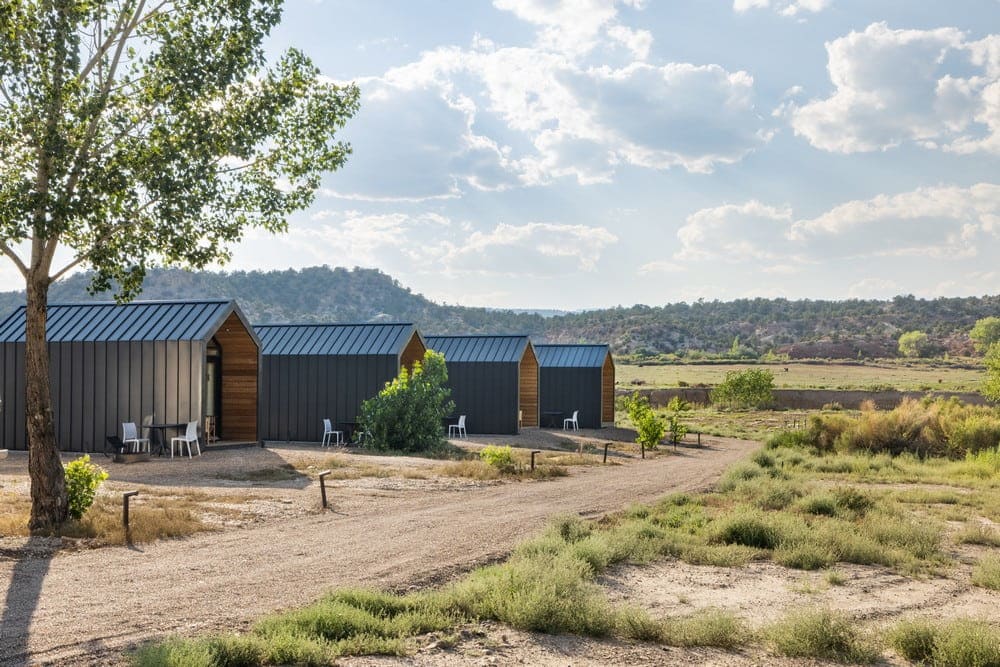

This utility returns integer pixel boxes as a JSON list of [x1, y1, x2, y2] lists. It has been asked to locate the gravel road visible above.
[[0, 436, 753, 666]]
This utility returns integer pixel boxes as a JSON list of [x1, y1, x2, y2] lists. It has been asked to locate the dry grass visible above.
[[619, 360, 983, 392], [0, 488, 230, 545], [215, 464, 303, 483]]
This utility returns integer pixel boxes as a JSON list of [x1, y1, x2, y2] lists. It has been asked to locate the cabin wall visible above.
[[602, 353, 615, 425], [0, 339, 204, 452], [538, 366, 603, 429], [259, 354, 398, 442], [400, 332, 426, 371], [519, 346, 539, 428], [443, 361, 519, 434], [213, 312, 259, 442]]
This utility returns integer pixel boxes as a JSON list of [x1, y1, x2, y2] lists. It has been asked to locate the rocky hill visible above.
[[0, 266, 995, 358]]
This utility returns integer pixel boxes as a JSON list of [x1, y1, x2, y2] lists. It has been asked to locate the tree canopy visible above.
[[970, 317, 1000, 354], [0, 0, 359, 530]]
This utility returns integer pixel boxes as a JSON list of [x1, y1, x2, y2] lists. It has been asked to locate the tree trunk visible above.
[[25, 273, 67, 532]]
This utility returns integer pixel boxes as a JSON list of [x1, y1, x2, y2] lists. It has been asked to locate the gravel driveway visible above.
[[0, 436, 753, 666]]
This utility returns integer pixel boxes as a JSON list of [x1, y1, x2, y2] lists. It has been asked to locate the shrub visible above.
[[479, 445, 515, 469], [710, 368, 774, 410], [359, 350, 455, 453], [899, 330, 932, 358], [710, 511, 779, 550], [970, 316, 1000, 354], [64, 455, 109, 521], [766, 608, 879, 663], [932, 619, 1000, 667], [889, 619, 937, 664], [971, 555, 1000, 591], [623, 392, 666, 449]]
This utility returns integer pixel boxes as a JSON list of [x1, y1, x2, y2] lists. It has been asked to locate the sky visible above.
[[5, 0, 1000, 309]]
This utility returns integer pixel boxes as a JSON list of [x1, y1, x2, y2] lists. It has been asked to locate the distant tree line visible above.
[[2, 267, 1000, 359]]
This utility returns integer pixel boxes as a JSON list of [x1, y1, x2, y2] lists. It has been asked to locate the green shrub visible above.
[[766, 429, 813, 450], [659, 609, 748, 648], [710, 511, 779, 550], [64, 455, 109, 521], [479, 445, 515, 470], [623, 392, 666, 449], [359, 350, 455, 453], [899, 330, 932, 358], [773, 543, 835, 570], [766, 608, 879, 663], [710, 368, 774, 410], [932, 619, 1000, 667], [971, 555, 1000, 591], [889, 619, 937, 664]]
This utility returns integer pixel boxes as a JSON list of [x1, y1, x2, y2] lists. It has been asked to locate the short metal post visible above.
[[530, 450, 541, 471], [698, 432, 701, 446], [641, 442, 645, 459], [318, 470, 331, 509], [603, 443, 610, 463], [123, 491, 139, 534]]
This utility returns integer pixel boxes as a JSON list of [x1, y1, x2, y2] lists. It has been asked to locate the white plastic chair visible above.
[[563, 410, 579, 432], [169, 421, 201, 458], [322, 418, 343, 447], [122, 422, 150, 453], [448, 415, 467, 439]]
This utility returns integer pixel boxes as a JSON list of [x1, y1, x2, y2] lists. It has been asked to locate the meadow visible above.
[[618, 359, 985, 392]]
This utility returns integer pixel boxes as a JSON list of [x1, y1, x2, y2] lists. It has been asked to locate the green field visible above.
[[618, 361, 985, 393]]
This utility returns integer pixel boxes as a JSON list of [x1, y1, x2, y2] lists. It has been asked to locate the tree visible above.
[[898, 331, 931, 358], [970, 317, 1000, 354], [710, 368, 774, 409], [623, 391, 666, 450], [360, 350, 455, 453], [1, 0, 359, 530], [982, 342, 1000, 402]]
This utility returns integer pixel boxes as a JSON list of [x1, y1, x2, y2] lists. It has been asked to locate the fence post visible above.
[[641, 442, 645, 459], [318, 470, 332, 509], [530, 450, 541, 471], [603, 443, 610, 463], [122, 490, 139, 536]]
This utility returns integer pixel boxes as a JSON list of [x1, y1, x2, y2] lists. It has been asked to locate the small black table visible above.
[[145, 423, 187, 456], [338, 420, 360, 444], [542, 411, 564, 428]]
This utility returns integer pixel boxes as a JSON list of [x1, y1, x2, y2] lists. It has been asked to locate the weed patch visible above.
[[766, 608, 879, 663]]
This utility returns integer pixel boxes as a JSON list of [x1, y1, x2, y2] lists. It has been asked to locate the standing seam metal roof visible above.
[[0, 300, 241, 343], [425, 335, 530, 363], [255, 323, 418, 356], [534, 344, 610, 368]]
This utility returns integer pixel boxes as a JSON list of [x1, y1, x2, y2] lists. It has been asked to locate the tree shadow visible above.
[[0, 537, 56, 667]]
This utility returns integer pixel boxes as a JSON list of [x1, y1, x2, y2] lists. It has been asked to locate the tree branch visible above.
[[0, 242, 28, 278]]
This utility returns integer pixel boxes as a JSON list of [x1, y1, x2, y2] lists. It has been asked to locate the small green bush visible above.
[[479, 445, 515, 470], [932, 619, 1000, 667], [889, 619, 937, 664], [64, 455, 109, 521], [710, 511, 779, 550], [971, 555, 1000, 591], [710, 368, 774, 410], [623, 392, 666, 449], [766, 608, 879, 663]]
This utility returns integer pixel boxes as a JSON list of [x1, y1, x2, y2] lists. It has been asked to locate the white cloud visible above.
[[792, 23, 1000, 154], [848, 278, 900, 298], [674, 183, 1000, 265], [439, 222, 619, 276], [492, 0, 648, 57], [733, 0, 831, 17]]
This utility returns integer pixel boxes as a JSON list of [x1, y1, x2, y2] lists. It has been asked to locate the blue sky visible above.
[[13, 0, 999, 310]]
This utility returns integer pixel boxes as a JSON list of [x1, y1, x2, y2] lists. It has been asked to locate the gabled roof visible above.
[[425, 335, 531, 363], [0, 300, 249, 343], [534, 344, 610, 368], [255, 323, 420, 356]]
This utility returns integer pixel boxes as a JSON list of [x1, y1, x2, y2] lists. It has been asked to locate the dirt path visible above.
[[0, 437, 753, 666]]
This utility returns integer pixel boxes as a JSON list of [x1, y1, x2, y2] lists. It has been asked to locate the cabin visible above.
[[534, 344, 615, 429], [255, 323, 426, 442], [424, 335, 538, 434], [0, 299, 260, 452]]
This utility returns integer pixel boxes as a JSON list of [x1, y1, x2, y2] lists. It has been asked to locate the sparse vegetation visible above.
[[890, 618, 1000, 667], [765, 608, 879, 663], [971, 555, 1000, 591]]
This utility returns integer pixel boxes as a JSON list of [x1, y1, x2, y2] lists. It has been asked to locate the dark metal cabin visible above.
[[0, 300, 260, 452], [535, 344, 615, 429], [425, 335, 539, 435], [255, 323, 426, 443]]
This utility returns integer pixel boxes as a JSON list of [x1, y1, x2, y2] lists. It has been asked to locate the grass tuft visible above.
[[766, 608, 879, 664], [971, 555, 1000, 591]]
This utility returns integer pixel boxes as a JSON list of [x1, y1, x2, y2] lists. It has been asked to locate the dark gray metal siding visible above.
[[255, 324, 418, 443], [535, 345, 609, 429], [442, 361, 520, 435], [538, 366, 603, 429], [425, 336, 530, 435], [0, 339, 205, 452]]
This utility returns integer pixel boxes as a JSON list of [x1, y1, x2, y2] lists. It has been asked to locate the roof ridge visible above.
[[256, 322, 415, 328], [44, 298, 233, 306]]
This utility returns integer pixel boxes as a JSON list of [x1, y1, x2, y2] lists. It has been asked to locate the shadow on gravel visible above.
[[0, 537, 56, 667]]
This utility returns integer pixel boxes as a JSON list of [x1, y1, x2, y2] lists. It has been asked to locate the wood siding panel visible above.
[[214, 312, 259, 441], [602, 353, 615, 424], [519, 346, 539, 428], [400, 332, 426, 371]]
